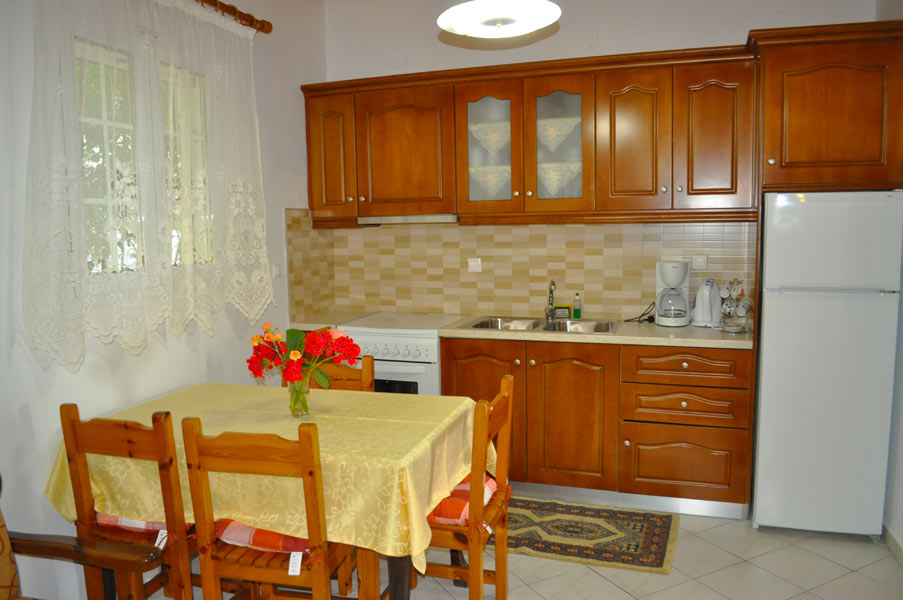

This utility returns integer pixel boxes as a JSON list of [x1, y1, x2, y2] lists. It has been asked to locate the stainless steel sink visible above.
[[469, 317, 542, 330], [541, 319, 615, 334]]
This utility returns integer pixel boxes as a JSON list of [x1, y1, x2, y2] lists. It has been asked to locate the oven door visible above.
[[372, 360, 440, 396]]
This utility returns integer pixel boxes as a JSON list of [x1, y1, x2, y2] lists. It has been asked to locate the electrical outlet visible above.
[[692, 255, 707, 270], [467, 258, 482, 273]]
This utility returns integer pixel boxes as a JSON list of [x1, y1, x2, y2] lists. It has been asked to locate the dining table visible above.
[[44, 382, 490, 600]]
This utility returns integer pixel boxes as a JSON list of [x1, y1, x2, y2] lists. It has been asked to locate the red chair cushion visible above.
[[96, 512, 167, 532], [427, 474, 497, 526], [214, 519, 310, 553]]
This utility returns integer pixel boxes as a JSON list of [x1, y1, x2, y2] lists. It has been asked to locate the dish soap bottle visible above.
[[573, 292, 582, 320]]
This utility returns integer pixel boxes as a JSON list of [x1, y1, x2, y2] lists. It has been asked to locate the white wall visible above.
[[0, 0, 325, 596], [323, 0, 876, 81]]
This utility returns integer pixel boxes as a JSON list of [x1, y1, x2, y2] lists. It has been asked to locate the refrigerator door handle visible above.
[[764, 286, 900, 295]]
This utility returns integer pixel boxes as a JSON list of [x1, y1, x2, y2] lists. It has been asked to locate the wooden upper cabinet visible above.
[[354, 85, 456, 216], [523, 74, 595, 212], [596, 67, 672, 211], [455, 79, 525, 214], [596, 61, 754, 212], [749, 22, 903, 189], [306, 94, 357, 222], [673, 61, 754, 209]]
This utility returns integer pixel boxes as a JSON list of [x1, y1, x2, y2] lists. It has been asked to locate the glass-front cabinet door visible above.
[[524, 73, 595, 212], [455, 80, 524, 214]]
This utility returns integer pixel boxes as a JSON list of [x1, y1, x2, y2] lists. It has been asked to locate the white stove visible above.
[[339, 312, 463, 395]]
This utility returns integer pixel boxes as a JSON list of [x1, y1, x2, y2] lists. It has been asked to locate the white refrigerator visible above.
[[753, 190, 903, 535]]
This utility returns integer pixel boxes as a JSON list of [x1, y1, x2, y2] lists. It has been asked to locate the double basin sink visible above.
[[468, 316, 615, 334]]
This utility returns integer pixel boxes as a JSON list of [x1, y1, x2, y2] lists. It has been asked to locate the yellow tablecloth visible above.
[[45, 383, 483, 571]]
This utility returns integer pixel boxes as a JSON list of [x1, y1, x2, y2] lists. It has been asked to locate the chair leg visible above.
[[467, 540, 484, 600], [356, 548, 380, 600], [450, 550, 468, 587], [494, 513, 508, 600], [83, 565, 108, 600], [115, 572, 147, 600], [337, 550, 354, 595]]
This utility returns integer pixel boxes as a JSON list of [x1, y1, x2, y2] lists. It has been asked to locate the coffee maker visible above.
[[655, 261, 690, 327]]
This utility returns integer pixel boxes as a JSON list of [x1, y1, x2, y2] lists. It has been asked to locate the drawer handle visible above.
[[358, 195, 366, 202], [514, 359, 521, 366], [529, 359, 536, 366], [767, 157, 777, 165], [623, 440, 631, 447], [681, 362, 689, 369], [680, 401, 688, 408]]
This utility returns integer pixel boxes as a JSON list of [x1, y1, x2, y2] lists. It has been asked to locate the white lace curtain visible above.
[[25, 0, 274, 372]]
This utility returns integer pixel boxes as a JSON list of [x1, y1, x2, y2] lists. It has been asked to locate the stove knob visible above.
[[361, 344, 370, 355], [382, 346, 390, 357], [402, 348, 411, 357], [392, 348, 400, 357], [412, 349, 422, 359]]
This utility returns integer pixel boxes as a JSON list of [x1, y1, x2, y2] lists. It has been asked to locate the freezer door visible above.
[[753, 290, 899, 534], [763, 191, 903, 291]]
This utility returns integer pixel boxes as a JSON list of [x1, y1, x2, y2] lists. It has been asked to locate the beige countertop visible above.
[[438, 316, 754, 350], [291, 311, 754, 350]]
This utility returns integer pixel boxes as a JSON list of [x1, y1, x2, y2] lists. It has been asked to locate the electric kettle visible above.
[[691, 279, 721, 327]]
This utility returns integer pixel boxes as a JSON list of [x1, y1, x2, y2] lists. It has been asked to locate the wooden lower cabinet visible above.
[[619, 421, 750, 503], [526, 342, 619, 490], [620, 344, 754, 504], [440, 338, 619, 489]]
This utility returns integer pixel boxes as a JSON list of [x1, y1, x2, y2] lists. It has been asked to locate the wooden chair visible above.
[[1, 474, 162, 600], [182, 417, 357, 599], [59, 405, 194, 600], [423, 375, 514, 600], [284, 355, 375, 391]]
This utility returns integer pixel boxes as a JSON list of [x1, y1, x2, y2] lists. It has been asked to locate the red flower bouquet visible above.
[[247, 322, 360, 416]]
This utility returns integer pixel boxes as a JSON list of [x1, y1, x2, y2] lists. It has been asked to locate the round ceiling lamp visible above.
[[437, 0, 562, 39]]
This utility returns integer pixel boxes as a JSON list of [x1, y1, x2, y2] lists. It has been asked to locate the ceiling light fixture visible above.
[[437, 0, 561, 39]]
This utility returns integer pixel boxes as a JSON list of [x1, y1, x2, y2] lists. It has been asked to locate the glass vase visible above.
[[288, 373, 311, 417]]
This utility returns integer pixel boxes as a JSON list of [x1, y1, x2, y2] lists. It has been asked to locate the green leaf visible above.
[[313, 368, 330, 389], [285, 328, 305, 352]]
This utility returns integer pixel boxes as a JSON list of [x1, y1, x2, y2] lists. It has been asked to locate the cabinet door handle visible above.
[[529, 359, 536, 366], [676, 185, 683, 192], [767, 157, 776, 165], [514, 359, 521, 366], [623, 440, 631, 447], [358, 196, 366, 202], [660, 186, 668, 193], [680, 401, 688, 408], [681, 362, 689, 369], [526, 190, 533, 197], [513, 190, 519, 197]]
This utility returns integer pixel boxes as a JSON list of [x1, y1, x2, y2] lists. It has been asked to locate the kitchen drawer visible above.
[[620, 383, 751, 428], [619, 421, 750, 503], [621, 345, 752, 388]]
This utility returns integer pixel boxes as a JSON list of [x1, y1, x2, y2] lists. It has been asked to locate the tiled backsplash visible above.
[[286, 209, 757, 321]]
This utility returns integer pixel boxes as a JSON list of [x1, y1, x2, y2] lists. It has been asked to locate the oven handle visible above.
[[373, 361, 431, 375]]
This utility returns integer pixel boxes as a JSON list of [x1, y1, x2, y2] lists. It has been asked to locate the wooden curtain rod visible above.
[[194, 0, 273, 34]]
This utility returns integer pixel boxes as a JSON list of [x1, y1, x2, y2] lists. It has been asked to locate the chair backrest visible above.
[[181, 418, 330, 565], [59, 405, 191, 596], [310, 355, 375, 391], [0, 476, 21, 600], [469, 375, 514, 524]]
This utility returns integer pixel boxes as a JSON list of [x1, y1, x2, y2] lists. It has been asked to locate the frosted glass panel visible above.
[[536, 90, 582, 199], [467, 96, 512, 201]]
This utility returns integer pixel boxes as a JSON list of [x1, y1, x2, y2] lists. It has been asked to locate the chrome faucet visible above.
[[545, 280, 556, 321]]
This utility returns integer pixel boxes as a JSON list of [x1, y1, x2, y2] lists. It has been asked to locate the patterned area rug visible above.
[[491, 496, 679, 574]]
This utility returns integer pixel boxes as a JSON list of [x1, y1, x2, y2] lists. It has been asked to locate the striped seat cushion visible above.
[[215, 519, 310, 553], [427, 474, 497, 527], [96, 512, 167, 532]]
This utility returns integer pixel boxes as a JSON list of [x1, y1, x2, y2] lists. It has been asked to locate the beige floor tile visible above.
[[676, 514, 737, 534], [856, 555, 903, 589], [528, 567, 634, 600], [672, 534, 743, 578], [410, 576, 456, 599], [794, 532, 890, 570], [786, 594, 822, 600], [640, 580, 729, 600], [590, 563, 690, 597], [749, 545, 849, 590], [755, 525, 819, 544], [697, 520, 790, 559], [698, 562, 803, 600], [809, 571, 900, 600], [505, 551, 588, 585]]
